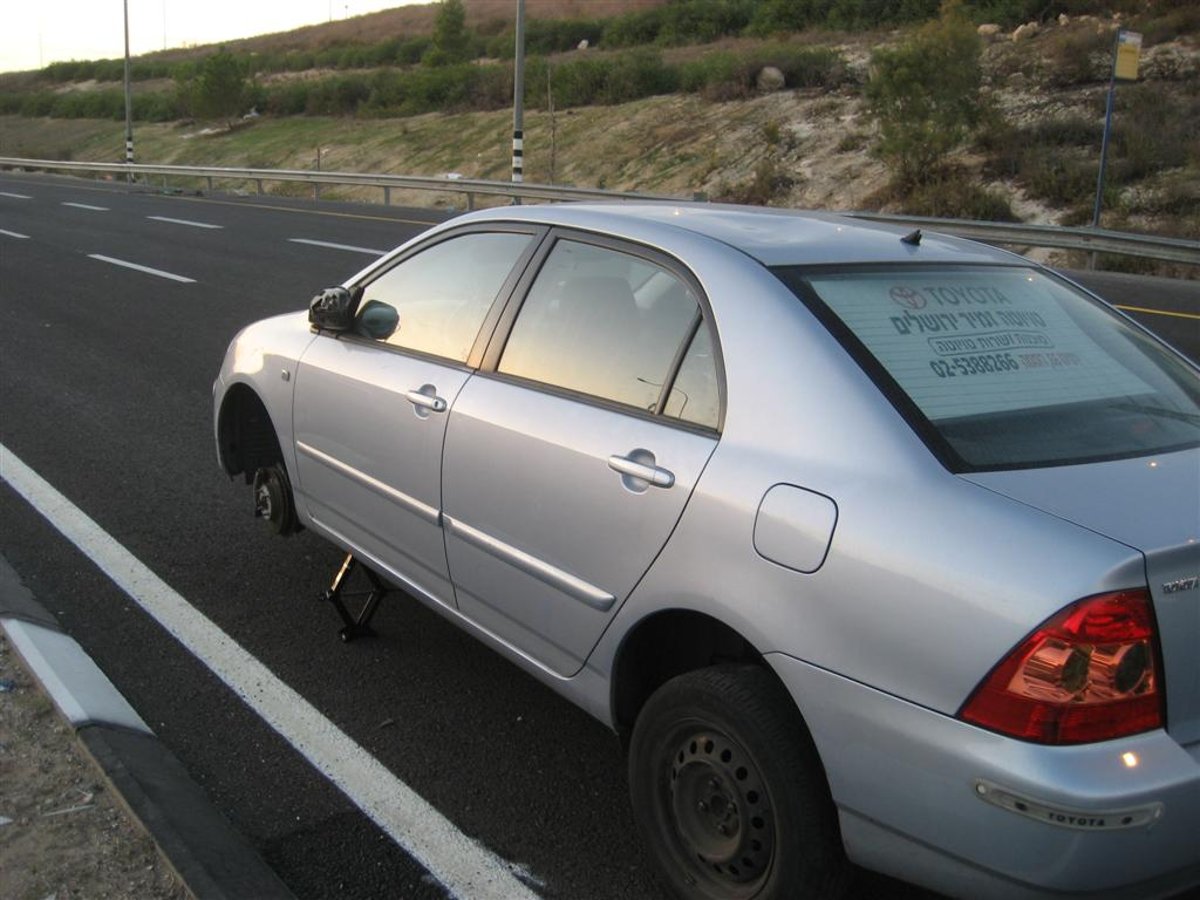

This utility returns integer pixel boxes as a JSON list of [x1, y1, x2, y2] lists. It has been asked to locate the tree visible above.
[[195, 49, 249, 128], [865, 0, 983, 188], [424, 0, 471, 67]]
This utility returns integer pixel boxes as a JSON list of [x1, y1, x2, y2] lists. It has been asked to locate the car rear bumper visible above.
[[768, 652, 1200, 900]]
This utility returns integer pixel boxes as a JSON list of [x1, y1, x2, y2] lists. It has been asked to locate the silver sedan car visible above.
[[214, 204, 1200, 899]]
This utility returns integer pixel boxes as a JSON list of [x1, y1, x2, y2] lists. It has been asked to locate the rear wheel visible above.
[[628, 665, 846, 900]]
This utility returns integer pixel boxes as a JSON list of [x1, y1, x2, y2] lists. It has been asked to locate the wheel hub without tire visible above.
[[668, 730, 773, 887]]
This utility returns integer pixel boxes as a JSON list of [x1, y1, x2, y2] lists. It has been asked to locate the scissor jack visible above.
[[319, 552, 391, 642]]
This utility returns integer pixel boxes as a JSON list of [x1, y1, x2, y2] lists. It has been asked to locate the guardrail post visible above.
[[384, 186, 391, 206], [206, 176, 213, 193], [467, 192, 475, 211], [257, 179, 264, 195], [315, 184, 321, 202]]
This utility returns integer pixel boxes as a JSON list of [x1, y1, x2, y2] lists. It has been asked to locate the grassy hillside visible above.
[[1, 2, 1197, 273]]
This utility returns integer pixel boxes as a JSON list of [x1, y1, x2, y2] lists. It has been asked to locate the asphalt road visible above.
[[1, 172, 1197, 900]]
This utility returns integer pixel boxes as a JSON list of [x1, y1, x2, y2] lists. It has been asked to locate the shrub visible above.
[[1043, 26, 1111, 87], [713, 156, 796, 206], [1021, 148, 1098, 207], [600, 49, 678, 103], [264, 82, 311, 116], [901, 173, 1019, 220], [679, 45, 847, 100], [867, 0, 984, 187]]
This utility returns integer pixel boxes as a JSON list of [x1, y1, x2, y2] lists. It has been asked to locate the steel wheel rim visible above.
[[663, 726, 774, 894]]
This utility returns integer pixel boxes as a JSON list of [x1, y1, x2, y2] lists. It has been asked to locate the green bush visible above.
[[867, 1, 984, 187], [679, 45, 847, 100], [1021, 149, 1098, 207], [1043, 27, 1111, 87], [901, 173, 1019, 220]]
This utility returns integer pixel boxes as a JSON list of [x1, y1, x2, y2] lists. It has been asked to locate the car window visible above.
[[664, 324, 720, 430], [357, 232, 533, 362], [498, 240, 703, 412], [778, 265, 1200, 470]]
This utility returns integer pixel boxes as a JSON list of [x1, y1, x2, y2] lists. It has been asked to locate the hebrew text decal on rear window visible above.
[[807, 270, 1155, 421]]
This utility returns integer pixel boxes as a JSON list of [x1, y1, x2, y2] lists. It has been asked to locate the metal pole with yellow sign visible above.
[[1092, 29, 1141, 232]]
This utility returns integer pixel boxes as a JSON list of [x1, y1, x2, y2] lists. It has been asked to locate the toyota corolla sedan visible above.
[[214, 204, 1200, 899]]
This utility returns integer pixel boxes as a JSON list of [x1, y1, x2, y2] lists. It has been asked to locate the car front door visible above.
[[442, 235, 723, 675], [292, 227, 539, 606]]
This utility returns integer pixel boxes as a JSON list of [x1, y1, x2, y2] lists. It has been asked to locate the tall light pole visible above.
[[511, 0, 525, 198], [123, 0, 134, 177]]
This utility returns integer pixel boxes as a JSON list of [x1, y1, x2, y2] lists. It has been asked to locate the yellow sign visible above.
[[1115, 30, 1142, 81]]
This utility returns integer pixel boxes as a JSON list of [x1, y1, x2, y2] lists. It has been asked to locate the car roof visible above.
[[456, 202, 1020, 268]]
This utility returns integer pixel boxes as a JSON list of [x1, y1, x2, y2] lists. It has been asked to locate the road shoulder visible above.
[[0, 554, 295, 900]]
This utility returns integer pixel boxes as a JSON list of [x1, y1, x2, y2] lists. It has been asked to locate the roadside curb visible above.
[[0, 557, 295, 900]]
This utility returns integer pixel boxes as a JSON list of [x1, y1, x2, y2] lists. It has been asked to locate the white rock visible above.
[[978, 23, 1002, 39], [757, 66, 786, 93], [1012, 22, 1040, 42]]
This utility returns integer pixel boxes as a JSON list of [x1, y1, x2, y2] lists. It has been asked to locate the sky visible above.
[[1, 1, 428, 74]]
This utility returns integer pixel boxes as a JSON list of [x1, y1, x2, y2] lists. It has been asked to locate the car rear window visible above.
[[776, 265, 1200, 471]]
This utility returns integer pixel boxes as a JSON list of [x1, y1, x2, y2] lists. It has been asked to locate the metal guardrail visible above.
[[3, 157, 1198, 266]]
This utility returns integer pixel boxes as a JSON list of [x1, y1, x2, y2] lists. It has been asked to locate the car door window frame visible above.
[[339, 223, 549, 370], [479, 228, 727, 434]]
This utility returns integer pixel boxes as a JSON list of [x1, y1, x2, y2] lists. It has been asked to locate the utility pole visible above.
[[123, 0, 134, 179], [512, 0, 525, 199]]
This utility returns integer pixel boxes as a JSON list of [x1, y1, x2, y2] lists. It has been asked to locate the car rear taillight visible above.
[[959, 590, 1163, 745]]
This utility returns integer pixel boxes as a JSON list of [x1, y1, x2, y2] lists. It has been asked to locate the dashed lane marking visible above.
[[62, 202, 110, 211], [288, 237, 387, 255], [88, 254, 196, 284], [0, 229, 30, 239], [0, 191, 33, 199], [0, 442, 541, 900], [147, 215, 223, 230]]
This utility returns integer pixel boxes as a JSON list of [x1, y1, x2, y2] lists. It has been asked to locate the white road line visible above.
[[0, 442, 540, 900], [147, 215, 223, 230], [289, 238, 386, 255], [0, 229, 30, 239], [0, 191, 33, 199], [88, 254, 196, 284], [62, 202, 110, 211]]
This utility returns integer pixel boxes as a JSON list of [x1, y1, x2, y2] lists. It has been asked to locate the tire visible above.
[[628, 664, 847, 900]]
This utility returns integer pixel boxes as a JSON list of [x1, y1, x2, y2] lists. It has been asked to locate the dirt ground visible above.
[[0, 634, 187, 900]]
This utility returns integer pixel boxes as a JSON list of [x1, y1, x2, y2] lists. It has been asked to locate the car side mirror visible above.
[[356, 299, 399, 340], [309, 286, 357, 333]]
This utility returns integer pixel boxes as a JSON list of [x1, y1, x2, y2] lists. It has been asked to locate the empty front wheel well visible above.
[[612, 610, 767, 743], [218, 385, 284, 484]]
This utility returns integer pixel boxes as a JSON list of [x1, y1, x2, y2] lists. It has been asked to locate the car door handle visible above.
[[405, 389, 447, 413], [608, 454, 675, 489]]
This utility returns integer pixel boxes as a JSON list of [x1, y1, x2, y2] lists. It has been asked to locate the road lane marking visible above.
[[1115, 304, 1200, 322], [0, 229, 30, 239], [289, 237, 387, 255], [62, 202, 110, 211], [0, 442, 541, 900], [174, 193, 441, 227], [0, 191, 33, 199], [87, 254, 196, 283], [5, 177, 441, 226], [147, 215, 223, 230]]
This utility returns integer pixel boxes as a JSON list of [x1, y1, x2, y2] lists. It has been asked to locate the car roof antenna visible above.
[[901, 228, 922, 246]]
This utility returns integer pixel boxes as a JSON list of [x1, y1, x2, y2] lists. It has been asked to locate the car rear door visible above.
[[441, 233, 723, 676], [292, 227, 539, 606]]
